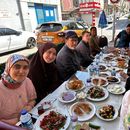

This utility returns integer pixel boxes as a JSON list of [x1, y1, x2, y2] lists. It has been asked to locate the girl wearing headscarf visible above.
[[28, 42, 61, 103], [0, 54, 36, 125]]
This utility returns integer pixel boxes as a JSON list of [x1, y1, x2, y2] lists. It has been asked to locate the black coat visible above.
[[76, 40, 93, 67], [56, 45, 81, 81]]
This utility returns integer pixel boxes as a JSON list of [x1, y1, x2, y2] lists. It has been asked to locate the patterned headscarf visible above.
[[1, 54, 29, 89]]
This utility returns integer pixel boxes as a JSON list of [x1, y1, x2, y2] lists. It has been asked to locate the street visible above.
[[0, 14, 129, 65]]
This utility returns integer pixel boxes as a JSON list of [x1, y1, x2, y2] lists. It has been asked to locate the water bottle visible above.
[[111, 68, 116, 76], [20, 109, 33, 130], [71, 113, 78, 130], [95, 63, 99, 76], [89, 64, 94, 76]]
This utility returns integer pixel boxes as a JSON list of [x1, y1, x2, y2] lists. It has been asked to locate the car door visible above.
[[6, 28, 25, 50], [0, 28, 11, 54]]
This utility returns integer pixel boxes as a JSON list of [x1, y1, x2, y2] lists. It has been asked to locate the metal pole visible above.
[[16, 0, 25, 30], [112, 4, 116, 42]]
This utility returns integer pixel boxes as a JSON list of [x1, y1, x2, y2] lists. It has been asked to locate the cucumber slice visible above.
[[89, 122, 101, 129]]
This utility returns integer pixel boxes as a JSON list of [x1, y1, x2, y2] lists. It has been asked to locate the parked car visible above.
[[35, 20, 88, 46], [107, 15, 113, 24], [0, 26, 36, 54]]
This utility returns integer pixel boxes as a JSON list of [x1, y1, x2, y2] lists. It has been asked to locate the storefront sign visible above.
[[80, 2, 100, 9]]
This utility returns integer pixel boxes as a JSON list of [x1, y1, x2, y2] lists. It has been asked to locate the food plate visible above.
[[65, 79, 85, 91], [107, 84, 126, 95], [34, 109, 70, 130], [86, 87, 109, 101], [106, 76, 120, 83], [58, 91, 76, 103], [96, 105, 118, 121], [99, 65, 108, 72], [69, 102, 96, 121], [91, 77, 108, 87], [99, 72, 109, 77], [75, 122, 104, 130], [40, 101, 52, 110]]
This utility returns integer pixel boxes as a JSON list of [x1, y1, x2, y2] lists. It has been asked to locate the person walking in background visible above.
[[114, 24, 130, 48], [89, 27, 101, 56], [56, 31, 83, 81], [28, 43, 61, 103], [0, 54, 36, 125], [76, 30, 93, 67]]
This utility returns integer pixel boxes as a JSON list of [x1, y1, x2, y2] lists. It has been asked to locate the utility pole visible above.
[[112, 4, 116, 41], [16, 0, 25, 30]]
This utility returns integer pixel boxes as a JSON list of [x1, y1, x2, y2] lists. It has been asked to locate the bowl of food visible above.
[[58, 91, 76, 103], [106, 76, 120, 83], [96, 105, 118, 121], [91, 77, 108, 87], [69, 102, 96, 121], [86, 87, 109, 101], [66, 79, 85, 91]]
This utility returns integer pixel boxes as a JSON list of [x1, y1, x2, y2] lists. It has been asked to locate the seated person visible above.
[[76, 30, 93, 67], [89, 27, 101, 56], [56, 32, 65, 53], [114, 24, 130, 48], [56, 31, 82, 81], [0, 54, 36, 125], [28, 43, 61, 103]]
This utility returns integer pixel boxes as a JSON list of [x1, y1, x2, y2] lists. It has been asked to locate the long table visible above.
[[30, 52, 128, 130]]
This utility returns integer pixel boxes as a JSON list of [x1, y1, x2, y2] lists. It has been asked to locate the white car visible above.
[[107, 15, 113, 24], [0, 27, 36, 54]]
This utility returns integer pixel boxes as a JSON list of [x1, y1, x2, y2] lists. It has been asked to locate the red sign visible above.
[[110, 0, 120, 3], [80, 2, 100, 9]]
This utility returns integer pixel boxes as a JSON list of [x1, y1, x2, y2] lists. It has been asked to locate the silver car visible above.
[[0, 27, 36, 54]]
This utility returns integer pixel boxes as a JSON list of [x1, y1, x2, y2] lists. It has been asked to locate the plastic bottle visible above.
[[20, 109, 33, 130], [111, 68, 116, 76], [95, 62, 99, 76], [71, 114, 78, 130], [89, 64, 94, 76]]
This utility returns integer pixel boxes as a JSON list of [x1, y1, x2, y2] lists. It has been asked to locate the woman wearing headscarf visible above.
[[0, 54, 36, 125], [28, 42, 61, 103]]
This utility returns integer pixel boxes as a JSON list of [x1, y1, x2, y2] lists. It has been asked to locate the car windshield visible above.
[[40, 23, 63, 32]]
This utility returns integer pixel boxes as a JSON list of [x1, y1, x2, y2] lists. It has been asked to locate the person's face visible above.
[[43, 48, 56, 63], [91, 28, 97, 36], [9, 61, 29, 83], [82, 33, 90, 43], [126, 27, 130, 35], [66, 38, 78, 50]]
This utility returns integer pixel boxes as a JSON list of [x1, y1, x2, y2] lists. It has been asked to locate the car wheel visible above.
[[26, 37, 36, 49]]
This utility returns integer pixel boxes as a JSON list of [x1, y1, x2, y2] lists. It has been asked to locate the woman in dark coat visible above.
[[28, 43, 61, 103]]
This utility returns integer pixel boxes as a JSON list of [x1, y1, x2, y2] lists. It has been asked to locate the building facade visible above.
[[0, 0, 62, 31]]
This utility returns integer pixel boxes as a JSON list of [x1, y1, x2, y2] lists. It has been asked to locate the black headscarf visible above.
[[28, 43, 60, 103]]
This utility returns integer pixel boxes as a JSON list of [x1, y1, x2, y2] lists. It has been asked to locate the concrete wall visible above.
[[0, 0, 21, 30], [0, 0, 62, 31]]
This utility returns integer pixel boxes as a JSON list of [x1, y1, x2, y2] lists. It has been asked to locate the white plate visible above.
[[91, 77, 108, 87], [65, 80, 85, 91], [106, 76, 121, 84], [86, 87, 109, 101], [99, 64, 108, 71], [69, 102, 96, 121], [96, 105, 118, 121], [107, 84, 126, 95], [34, 109, 70, 130], [58, 91, 76, 103], [76, 122, 105, 130]]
